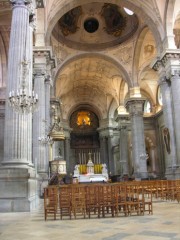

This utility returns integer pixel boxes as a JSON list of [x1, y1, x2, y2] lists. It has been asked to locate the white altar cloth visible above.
[[76, 174, 108, 183]]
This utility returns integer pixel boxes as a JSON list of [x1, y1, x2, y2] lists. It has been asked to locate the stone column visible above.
[[2, 0, 34, 167], [119, 126, 129, 175], [0, 0, 38, 212], [171, 72, 180, 167], [125, 98, 148, 179], [44, 76, 52, 165], [152, 51, 180, 178], [158, 77, 176, 169], [107, 134, 114, 175], [65, 137, 70, 175], [116, 114, 129, 176], [149, 146, 156, 172], [99, 136, 108, 165], [0, 101, 5, 164]]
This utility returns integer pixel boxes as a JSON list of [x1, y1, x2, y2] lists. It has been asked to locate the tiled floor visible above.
[[0, 199, 180, 240]]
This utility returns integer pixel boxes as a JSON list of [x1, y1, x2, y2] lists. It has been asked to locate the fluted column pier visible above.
[[125, 98, 148, 179], [0, 0, 38, 212]]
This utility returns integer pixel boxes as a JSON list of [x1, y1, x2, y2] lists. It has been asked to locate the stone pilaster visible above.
[[44, 75, 52, 169], [0, 100, 5, 164], [33, 49, 55, 175], [99, 136, 108, 166], [125, 98, 148, 179], [115, 114, 129, 176], [65, 137, 70, 175], [32, 67, 47, 173], [107, 133, 114, 175]]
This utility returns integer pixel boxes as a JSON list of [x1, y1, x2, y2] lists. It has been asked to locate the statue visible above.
[[73, 164, 80, 176], [102, 163, 108, 174], [87, 152, 94, 174]]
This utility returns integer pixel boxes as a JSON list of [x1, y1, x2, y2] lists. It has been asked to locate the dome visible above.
[[52, 3, 139, 51]]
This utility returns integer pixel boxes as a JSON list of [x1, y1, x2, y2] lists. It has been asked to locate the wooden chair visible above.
[[59, 186, 72, 220], [44, 187, 58, 221], [141, 187, 153, 215], [86, 184, 100, 218], [126, 184, 140, 216], [114, 184, 128, 217], [71, 185, 86, 219], [99, 184, 116, 218]]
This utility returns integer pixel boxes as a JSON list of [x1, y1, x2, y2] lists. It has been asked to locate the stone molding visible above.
[[152, 50, 180, 77], [125, 98, 146, 117], [33, 48, 56, 69], [33, 68, 46, 78], [10, 0, 31, 7]]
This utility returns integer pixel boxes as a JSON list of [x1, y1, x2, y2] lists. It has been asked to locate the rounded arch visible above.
[[165, 0, 180, 48], [54, 52, 132, 86], [133, 26, 158, 86]]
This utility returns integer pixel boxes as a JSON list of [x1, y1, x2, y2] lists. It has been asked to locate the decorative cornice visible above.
[[115, 114, 129, 122], [125, 97, 146, 117], [152, 50, 180, 73], [33, 47, 56, 69], [33, 68, 46, 77], [10, 0, 32, 7]]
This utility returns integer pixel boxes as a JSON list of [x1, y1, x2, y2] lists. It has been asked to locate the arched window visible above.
[[157, 86, 163, 106], [144, 100, 151, 113]]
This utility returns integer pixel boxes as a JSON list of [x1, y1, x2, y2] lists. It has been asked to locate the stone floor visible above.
[[0, 199, 180, 240]]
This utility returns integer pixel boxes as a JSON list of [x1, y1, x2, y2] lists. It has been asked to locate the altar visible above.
[[73, 153, 109, 183]]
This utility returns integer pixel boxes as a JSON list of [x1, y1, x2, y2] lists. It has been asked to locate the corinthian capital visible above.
[[10, 0, 32, 6]]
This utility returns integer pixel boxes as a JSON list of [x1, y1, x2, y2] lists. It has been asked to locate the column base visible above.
[[0, 167, 39, 212], [134, 171, 148, 180], [165, 166, 180, 179]]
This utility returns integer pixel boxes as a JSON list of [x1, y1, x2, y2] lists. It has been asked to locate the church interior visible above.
[[0, 0, 180, 222]]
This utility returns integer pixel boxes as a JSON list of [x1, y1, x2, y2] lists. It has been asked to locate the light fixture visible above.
[[8, 60, 38, 114], [38, 135, 54, 145], [124, 7, 134, 15]]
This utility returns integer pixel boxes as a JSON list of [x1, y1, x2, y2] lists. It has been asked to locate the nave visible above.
[[0, 198, 180, 240]]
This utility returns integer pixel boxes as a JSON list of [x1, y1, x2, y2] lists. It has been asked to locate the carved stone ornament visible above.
[[33, 50, 56, 69], [10, 0, 32, 6], [152, 51, 180, 77], [125, 98, 146, 117]]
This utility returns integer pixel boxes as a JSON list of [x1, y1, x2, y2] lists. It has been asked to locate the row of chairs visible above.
[[44, 183, 153, 220]]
